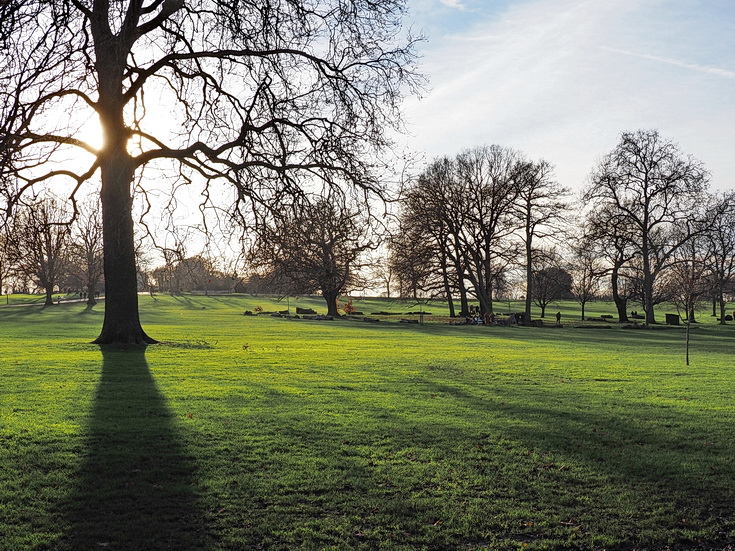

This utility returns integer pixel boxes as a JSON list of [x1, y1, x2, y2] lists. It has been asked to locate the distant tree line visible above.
[[4, 129, 735, 326], [387, 130, 735, 325]]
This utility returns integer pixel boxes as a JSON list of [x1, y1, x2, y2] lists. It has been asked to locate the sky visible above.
[[400, 0, 735, 192]]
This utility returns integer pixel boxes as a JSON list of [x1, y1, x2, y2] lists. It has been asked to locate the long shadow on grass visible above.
[[64, 347, 207, 550]]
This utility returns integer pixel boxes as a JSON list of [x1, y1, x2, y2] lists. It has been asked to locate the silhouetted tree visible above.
[[0, 0, 420, 343], [570, 241, 604, 320], [454, 145, 524, 315], [703, 192, 735, 324], [581, 204, 637, 322]]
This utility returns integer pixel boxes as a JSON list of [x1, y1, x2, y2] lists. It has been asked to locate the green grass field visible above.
[[1, 294, 734, 550]]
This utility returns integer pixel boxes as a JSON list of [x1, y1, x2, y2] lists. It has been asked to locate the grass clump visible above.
[[1, 294, 734, 550]]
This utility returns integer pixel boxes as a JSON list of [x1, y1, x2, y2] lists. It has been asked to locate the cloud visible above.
[[601, 47, 735, 79], [439, 0, 465, 8]]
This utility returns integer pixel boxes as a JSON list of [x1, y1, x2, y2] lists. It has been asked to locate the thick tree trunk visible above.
[[44, 286, 54, 306], [93, 151, 156, 344], [324, 290, 339, 317], [87, 282, 97, 307]]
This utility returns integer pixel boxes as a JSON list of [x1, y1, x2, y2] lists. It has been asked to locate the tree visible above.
[[569, 241, 604, 321], [703, 192, 735, 324], [454, 145, 523, 315], [389, 227, 441, 301], [67, 196, 104, 306], [397, 156, 469, 315], [5, 195, 70, 306], [249, 196, 376, 317], [531, 249, 572, 318], [1, 0, 420, 344], [513, 159, 569, 324], [663, 234, 711, 366], [583, 130, 709, 325], [582, 204, 637, 323]]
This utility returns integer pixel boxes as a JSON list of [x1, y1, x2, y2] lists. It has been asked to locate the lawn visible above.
[[1, 295, 734, 550]]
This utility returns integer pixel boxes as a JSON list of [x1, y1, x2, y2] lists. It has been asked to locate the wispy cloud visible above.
[[439, 0, 465, 9], [602, 46, 735, 79]]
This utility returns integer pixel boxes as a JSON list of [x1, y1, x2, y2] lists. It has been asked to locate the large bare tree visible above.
[[583, 130, 709, 325], [0, 0, 420, 344]]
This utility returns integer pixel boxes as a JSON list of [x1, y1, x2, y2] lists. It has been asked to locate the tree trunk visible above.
[[718, 288, 726, 325], [87, 283, 97, 307], [581, 302, 585, 321], [44, 285, 54, 306], [93, 151, 156, 344], [540, 304, 546, 318], [323, 290, 339, 317], [439, 249, 455, 318], [611, 266, 629, 323]]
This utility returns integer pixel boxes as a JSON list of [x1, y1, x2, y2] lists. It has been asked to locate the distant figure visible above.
[[556, 311, 561, 324], [483, 311, 491, 326]]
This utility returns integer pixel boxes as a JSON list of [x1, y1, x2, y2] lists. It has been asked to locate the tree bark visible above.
[[44, 286, 54, 307], [93, 150, 156, 344], [87, 282, 97, 307], [323, 290, 339, 317]]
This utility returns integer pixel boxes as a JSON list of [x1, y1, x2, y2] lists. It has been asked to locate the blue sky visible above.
[[401, 0, 735, 191]]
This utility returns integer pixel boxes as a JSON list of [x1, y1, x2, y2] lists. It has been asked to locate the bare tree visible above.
[[370, 255, 395, 299], [397, 156, 469, 316], [67, 196, 104, 306], [454, 145, 523, 315], [583, 130, 709, 325], [703, 192, 735, 324], [569, 241, 604, 321], [1, 0, 420, 343], [5, 195, 71, 306], [249, 196, 377, 317], [532, 248, 572, 319], [513, 159, 570, 324], [582, 204, 637, 322]]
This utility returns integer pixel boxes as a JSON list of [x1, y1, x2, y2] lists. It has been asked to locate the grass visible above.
[[1, 294, 734, 550]]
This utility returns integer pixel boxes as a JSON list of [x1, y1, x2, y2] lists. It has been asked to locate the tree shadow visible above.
[[63, 346, 208, 550]]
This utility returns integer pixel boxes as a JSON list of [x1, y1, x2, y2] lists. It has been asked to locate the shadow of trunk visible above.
[[63, 346, 207, 549]]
